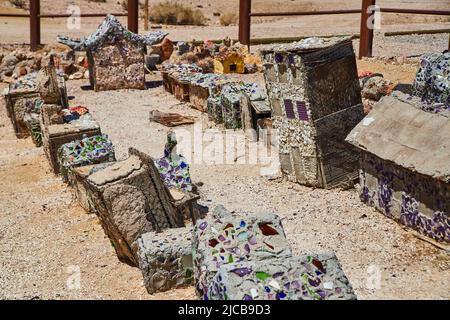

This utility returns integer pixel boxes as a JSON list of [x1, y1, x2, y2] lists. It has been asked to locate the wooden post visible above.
[[359, 0, 376, 59], [239, 0, 252, 47], [144, 0, 149, 31], [30, 0, 41, 51], [128, 0, 139, 33]]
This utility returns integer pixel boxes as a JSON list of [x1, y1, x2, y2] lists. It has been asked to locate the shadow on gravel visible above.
[[146, 80, 163, 89]]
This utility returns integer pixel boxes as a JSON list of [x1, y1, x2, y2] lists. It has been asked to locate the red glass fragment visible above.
[[258, 222, 279, 236], [209, 239, 219, 248]]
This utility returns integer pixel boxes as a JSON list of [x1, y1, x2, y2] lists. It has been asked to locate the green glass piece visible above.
[[255, 271, 270, 281]]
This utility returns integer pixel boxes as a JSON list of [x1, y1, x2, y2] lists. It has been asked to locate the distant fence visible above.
[[239, 0, 450, 58], [0, 0, 139, 51]]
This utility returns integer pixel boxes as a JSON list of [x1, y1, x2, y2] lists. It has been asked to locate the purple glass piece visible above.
[[199, 221, 208, 230], [291, 280, 301, 289], [287, 54, 295, 65], [308, 278, 321, 287], [218, 235, 226, 242], [248, 236, 257, 245], [276, 292, 287, 300], [284, 99, 295, 119], [232, 267, 252, 277], [316, 290, 327, 299], [243, 294, 253, 300], [296, 101, 309, 121], [275, 53, 284, 64], [273, 272, 284, 278], [244, 243, 251, 253]]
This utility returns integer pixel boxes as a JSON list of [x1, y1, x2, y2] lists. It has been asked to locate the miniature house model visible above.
[[57, 15, 167, 91], [261, 37, 364, 189], [214, 51, 245, 74], [346, 95, 449, 243]]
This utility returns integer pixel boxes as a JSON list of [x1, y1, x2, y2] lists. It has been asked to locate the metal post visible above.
[[239, 0, 252, 47], [359, 0, 376, 59], [144, 0, 149, 31], [30, 0, 41, 51], [128, 0, 139, 33]]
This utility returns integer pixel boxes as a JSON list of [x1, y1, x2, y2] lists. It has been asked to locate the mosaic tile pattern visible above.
[[193, 211, 292, 299], [58, 134, 116, 183], [359, 152, 450, 243], [261, 37, 363, 188], [137, 227, 194, 294], [206, 253, 357, 300], [155, 132, 193, 192], [413, 51, 450, 106]]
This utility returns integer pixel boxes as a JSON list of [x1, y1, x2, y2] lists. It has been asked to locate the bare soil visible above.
[[1, 58, 449, 299]]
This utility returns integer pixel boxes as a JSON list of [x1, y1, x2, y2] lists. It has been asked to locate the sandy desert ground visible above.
[[0, 0, 449, 49], [0, 0, 449, 301], [1, 56, 450, 299]]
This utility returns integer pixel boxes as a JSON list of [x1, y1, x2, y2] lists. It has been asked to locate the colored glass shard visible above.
[[258, 222, 279, 236], [255, 271, 271, 281], [209, 239, 219, 248]]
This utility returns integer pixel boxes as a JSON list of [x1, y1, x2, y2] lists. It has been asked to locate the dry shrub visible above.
[[149, 1, 206, 26], [9, 0, 27, 9], [219, 12, 238, 26], [121, 0, 128, 11]]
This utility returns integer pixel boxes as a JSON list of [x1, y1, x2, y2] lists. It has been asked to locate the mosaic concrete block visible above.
[[206, 252, 357, 300], [172, 75, 191, 102], [136, 227, 194, 294], [58, 15, 167, 92], [41, 106, 101, 174], [347, 96, 450, 243], [58, 134, 116, 183], [189, 82, 210, 112], [413, 51, 449, 105], [221, 84, 244, 129], [5, 91, 42, 138], [83, 148, 183, 266], [207, 96, 223, 124], [4, 57, 68, 139], [69, 162, 116, 214], [261, 37, 363, 189], [24, 112, 42, 147], [193, 208, 292, 298]]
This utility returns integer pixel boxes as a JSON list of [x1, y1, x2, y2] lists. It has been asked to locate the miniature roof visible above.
[[346, 96, 450, 183], [260, 36, 353, 54], [57, 14, 167, 50]]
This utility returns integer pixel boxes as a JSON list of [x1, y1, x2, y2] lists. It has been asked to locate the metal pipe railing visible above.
[[238, 0, 450, 58]]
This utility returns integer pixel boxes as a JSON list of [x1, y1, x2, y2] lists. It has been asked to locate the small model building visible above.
[[346, 95, 449, 243], [261, 37, 364, 189], [57, 15, 167, 91]]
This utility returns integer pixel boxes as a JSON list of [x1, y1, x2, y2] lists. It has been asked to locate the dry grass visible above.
[[219, 12, 238, 26], [8, 0, 27, 9], [148, 1, 206, 26]]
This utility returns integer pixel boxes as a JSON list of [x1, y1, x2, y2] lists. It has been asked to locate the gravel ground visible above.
[[0, 59, 449, 299]]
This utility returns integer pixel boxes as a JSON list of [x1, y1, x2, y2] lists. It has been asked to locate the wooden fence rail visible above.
[[0, 0, 139, 51], [238, 0, 450, 58]]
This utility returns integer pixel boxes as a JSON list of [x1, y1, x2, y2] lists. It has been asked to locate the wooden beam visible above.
[[239, 0, 252, 47], [359, 0, 376, 59], [30, 0, 41, 51], [128, 0, 139, 33], [144, 0, 149, 31]]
